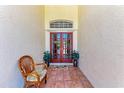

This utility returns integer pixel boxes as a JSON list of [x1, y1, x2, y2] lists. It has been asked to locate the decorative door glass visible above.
[[50, 32, 73, 63]]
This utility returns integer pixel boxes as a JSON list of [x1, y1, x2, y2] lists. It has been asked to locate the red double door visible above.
[[50, 32, 73, 63]]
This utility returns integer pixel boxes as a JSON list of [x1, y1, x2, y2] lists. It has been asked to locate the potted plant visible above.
[[71, 50, 80, 67], [43, 51, 51, 67]]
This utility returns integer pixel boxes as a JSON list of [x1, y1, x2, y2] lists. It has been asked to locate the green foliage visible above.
[[43, 51, 51, 62], [71, 50, 79, 60]]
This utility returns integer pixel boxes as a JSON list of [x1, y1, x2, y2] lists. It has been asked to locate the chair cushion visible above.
[[39, 69, 47, 80], [27, 71, 38, 81], [27, 65, 47, 82], [35, 65, 44, 75], [35, 65, 47, 80]]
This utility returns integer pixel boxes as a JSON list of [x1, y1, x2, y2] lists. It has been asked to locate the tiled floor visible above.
[[43, 66, 93, 88]]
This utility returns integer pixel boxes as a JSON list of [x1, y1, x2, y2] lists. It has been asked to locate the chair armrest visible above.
[[35, 62, 47, 69], [27, 71, 40, 82]]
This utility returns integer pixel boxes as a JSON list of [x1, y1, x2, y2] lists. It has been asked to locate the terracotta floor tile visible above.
[[63, 72, 71, 80], [50, 70, 57, 76], [72, 80, 83, 88], [42, 66, 93, 88], [44, 82, 56, 88], [47, 75, 56, 82], [56, 74, 63, 81], [82, 80, 93, 88], [64, 80, 73, 88], [80, 75, 88, 82], [72, 75, 80, 80], [64, 74, 71, 81], [54, 81, 65, 88]]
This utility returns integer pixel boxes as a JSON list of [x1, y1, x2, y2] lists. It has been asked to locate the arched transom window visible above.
[[50, 20, 73, 28]]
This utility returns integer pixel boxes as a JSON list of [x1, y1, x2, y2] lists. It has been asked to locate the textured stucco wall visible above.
[[78, 6, 124, 87], [0, 6, 45, 87], [45, 6, 78, 51], [45, 5, 78, 29]]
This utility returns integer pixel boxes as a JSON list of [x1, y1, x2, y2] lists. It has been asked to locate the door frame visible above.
[[50, 32, 73, 63]]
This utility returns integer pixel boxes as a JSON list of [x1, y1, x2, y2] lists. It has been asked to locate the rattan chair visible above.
[[18, 55, 47, 88]]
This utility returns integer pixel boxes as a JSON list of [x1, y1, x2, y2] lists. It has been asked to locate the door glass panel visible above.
[[67, 40, 71, 48], [62, 33, 72, 60], [51, 32, 72, 62], [63, 33, 67, 38], [51, 33, 61, 60], [63, 54, 68, 59], [53, 54, 60, 59], [67, 34, 71, 38], [57, 33, 60, 38], [52, 33, 60, 39], [63, 40, 67, 49], [53, 40, 60, 50]]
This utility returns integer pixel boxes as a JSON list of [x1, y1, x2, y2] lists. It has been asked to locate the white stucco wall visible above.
[[0, 6, 45, 87], [44, 6, 78, 51], [78, 6, 124, 87], [45, 5, 78, 29]]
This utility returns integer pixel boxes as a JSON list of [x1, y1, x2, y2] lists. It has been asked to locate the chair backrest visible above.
[[18, 55, 35, 79]]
